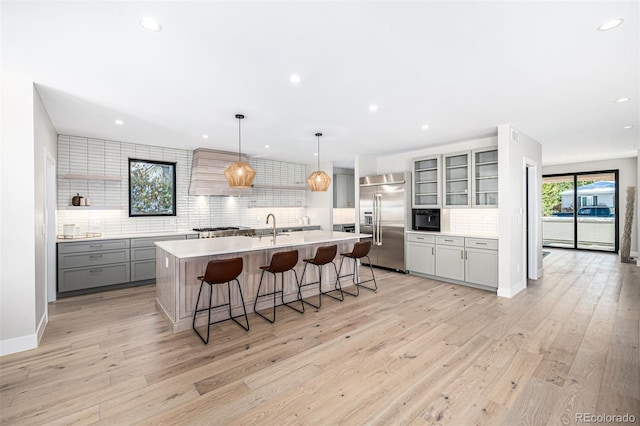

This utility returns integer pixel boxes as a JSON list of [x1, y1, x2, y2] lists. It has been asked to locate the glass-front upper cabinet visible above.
[[412, 155, 441, 208], [472, 148, 498, 207], [443, 152, 471, 208]]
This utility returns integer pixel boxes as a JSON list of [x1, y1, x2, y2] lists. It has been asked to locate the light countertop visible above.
[[405, 230, 498, 239], [56, 230, 198, 243], [156, 230, 369, 259]]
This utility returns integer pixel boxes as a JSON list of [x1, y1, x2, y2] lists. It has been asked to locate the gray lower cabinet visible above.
[[58, 234, 192, 293], [406, 232, 498, 289], [58, 239, 130, 292], [130, 235, 187, 282]]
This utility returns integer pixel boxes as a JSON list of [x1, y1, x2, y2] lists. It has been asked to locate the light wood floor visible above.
[[1, 249, 638, 425]]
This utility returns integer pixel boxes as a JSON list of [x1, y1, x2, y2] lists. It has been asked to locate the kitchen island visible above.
[[155, 230, 368, 332]]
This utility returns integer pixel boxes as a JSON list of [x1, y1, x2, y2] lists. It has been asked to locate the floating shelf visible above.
[[63, 174, 122, 181], [60, 206, 124, 210]]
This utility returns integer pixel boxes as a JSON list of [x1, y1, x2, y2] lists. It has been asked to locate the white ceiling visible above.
[[2, 1, 638, 166]]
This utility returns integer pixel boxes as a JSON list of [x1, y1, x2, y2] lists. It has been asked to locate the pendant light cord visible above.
[[317, 134, 320, 170], [238, 117, 242, 162]]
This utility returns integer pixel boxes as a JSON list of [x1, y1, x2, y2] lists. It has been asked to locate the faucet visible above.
[[266, 213, 276, 240]]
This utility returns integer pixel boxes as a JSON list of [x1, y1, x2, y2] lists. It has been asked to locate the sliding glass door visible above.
[[542, 170, 618, 252]]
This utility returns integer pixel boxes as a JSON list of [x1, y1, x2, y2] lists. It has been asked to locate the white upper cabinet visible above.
[[412, 155, 441, 208], [472, 148, 498, 207], [440, 148, 498, 209], [443, 152, 471, 208]]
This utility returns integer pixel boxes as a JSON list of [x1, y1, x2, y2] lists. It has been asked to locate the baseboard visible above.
[[36, 311, 47, 345], [497, 279, 526, 298], [0, 333, 38, 356]]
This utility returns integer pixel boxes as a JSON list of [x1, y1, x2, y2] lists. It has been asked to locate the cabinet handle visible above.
[[416, 237, 424, 240], [460, 250, 464, 259], [432, 247, 435, 255], [90, 254, 103, 258], [90, 244, 103, 248], [90, 268, 103, 273], [476, 242, 487, 245], [445, 239, 454, 242], [465, 251, 468, 260]]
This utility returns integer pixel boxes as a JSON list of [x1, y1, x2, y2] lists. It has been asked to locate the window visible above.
[[128, 159, 177, 217]]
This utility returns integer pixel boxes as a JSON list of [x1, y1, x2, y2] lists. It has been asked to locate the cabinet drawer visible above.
[[130, 235, 186, 248], [58, 249, 130, 269], [131, 247, 156, 261], [58, 239, 129, 253], [406, 233, 435, 244], [58, 263, 130, 292], [131, 260, 156, 281], [465, 238, 498, 250], [436, 235, 465, 247]]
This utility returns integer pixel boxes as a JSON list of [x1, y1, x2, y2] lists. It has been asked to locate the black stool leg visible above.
[[193, 280, 212, 344], [299, 262, 321, 309], [358, 255, 378, 292], [281, 269, 304, 314], [338, 255, 359, 297], [322, 261, 344, 302], [229, 279, 250, 331], [253, 270, 272, 322]]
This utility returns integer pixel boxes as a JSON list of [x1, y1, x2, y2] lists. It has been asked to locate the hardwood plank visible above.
[[0, 249, 637, 425]]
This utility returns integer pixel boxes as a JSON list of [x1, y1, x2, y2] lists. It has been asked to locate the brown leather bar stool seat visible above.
[[298, 245, 344, 309], [338, 240, 378, 297], [253, 250, 305, 323], [192, 257, 249, 344]]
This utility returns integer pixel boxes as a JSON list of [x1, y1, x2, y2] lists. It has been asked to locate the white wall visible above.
[[543, 157, 638, 257], [497, 125, 543, 298], [0, 75, 38, 355], [374, 136, 497, 175]]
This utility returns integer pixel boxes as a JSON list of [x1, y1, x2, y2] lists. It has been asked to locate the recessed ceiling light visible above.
[[615, 97, 630, 103], [422, 124, 429, 130], [623, 125, 633, 129], [202, 134, 209, 139], [264, 145, 270, 148], [369, 104, 378, 112], [289, 74, 301, 84], [313, 152, 318, 156], [115, 120, 124, 125], [139, 17, 162, 32], [597, 18, 624, 31]]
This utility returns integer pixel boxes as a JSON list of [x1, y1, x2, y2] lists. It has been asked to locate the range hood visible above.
[[189, 148, 252, 196]]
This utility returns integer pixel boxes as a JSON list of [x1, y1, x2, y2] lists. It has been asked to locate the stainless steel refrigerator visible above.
[[359, 172, 410, 271]]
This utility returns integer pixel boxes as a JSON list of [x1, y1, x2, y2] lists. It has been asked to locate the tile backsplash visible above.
[[447, 208, 498, 236], [57, 135, 308, 235]]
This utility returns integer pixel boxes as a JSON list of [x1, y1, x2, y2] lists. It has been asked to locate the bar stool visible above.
[[337, 240, 378, 297], [299, 245, 343, 309], [192, 257, 250, 344], [253, 250, 305, 323]]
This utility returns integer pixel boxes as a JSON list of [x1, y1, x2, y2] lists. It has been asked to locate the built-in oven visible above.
[[412, 209, 441, 232]]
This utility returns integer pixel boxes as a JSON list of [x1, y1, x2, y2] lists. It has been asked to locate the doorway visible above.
[[542, 170, 618, 252]]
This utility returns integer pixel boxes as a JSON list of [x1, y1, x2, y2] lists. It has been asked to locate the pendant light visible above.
[[307, 132, 331, 192], [224, 114, 256, 188]]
